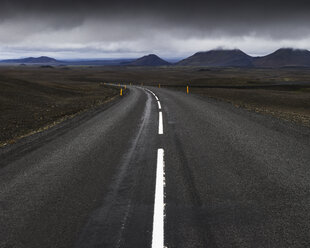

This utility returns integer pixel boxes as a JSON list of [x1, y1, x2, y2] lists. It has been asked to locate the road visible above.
[[0, 86, 310, 248]]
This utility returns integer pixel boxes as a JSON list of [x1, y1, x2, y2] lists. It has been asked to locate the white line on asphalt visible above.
[[158, 101, 162, 110], [143, 88, 163, 134], [152, 148, 165, 248], [145, 89, 159, 101], [158, 112, 163, 135]]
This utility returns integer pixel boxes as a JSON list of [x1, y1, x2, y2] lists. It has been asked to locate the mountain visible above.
[[177, 49, 254, 67], [1, 56, 60, 64], [127, 54, 170, 66], [2, 48, 310, 67], [253, 48, 310, 67], [0, 57, 137, 65]]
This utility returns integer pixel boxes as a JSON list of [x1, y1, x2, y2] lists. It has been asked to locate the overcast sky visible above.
[[0, 0, 310, 59]]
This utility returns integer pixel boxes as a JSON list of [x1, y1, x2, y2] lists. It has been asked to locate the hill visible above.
[[127, 54, 170, 66], [253, 48, 310, 67], [177, 49, 254, 67], [0, 57, 137, 65], [1, 56, 60, 64]]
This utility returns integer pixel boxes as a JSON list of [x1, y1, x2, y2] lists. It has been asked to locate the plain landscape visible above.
[[1, 61, 310, 147], [2, 0, 310, 247], [1, 62, 310, 248]]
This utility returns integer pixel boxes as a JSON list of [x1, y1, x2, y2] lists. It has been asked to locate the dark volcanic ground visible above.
[[0, 68, 120, 146]]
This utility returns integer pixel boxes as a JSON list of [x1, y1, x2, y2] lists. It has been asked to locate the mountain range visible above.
[[0, 57, 135, 66], [177, 48, 310, 67], [1, 56, 59, 64], [1, 48, 310, 67]]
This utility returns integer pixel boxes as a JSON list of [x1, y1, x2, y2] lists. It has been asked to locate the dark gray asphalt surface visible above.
[[0, 86, 310, 248]]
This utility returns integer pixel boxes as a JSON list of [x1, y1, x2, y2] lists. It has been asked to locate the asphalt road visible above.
[[0, 86, 309, 248]]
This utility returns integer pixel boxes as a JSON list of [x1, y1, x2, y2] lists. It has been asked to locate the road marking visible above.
[[143, 88, 163, 134], [158, 112, 163, 134], [158, 101, 162, 110], [142, 88, 165, 247], [145, 89, 159, 100], [152, 148, 165, 248]]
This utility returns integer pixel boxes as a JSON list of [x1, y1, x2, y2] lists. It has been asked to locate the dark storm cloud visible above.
[[1, 0, 310, 38], [1, 0, 310, 59]]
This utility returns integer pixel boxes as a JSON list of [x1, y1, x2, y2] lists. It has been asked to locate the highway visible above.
[[0, 86, 310, 248]]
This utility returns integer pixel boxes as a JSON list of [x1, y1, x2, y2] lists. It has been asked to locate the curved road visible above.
[[0, 86, 309, 248]]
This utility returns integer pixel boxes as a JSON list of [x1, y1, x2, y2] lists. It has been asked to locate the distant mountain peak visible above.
[[0, 56, 59, 64], [272, 48, 310, 54], [177, 49, 253, 67], [145, 54, 158, 57], [276, 47, 307, 51], [254, 48, 310, 67], [127, 54, 170, 66], [195, 48, 244, 53]]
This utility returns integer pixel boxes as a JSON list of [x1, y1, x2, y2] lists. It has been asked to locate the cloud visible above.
[[0, 0, 310, 58]]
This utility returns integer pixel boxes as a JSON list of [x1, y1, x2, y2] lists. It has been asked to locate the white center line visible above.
[[145, 89, 163, 134], [152, 148, 165, 248], [157, 101, 162, 110], [158, 112, 163, 135]]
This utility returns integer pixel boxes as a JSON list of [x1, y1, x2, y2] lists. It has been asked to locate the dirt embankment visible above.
[[0, 67, 121, 147], [188, 87, 310, 127]]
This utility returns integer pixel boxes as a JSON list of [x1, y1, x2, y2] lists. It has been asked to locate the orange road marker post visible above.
[[120, 88, 123, 96], [187, 85, 189, 94], [159, 84, 161, 88]]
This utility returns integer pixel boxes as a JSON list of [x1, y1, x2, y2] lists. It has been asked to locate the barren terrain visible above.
[[0, 66, 120, 146], [1, 65, 309, 146]]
